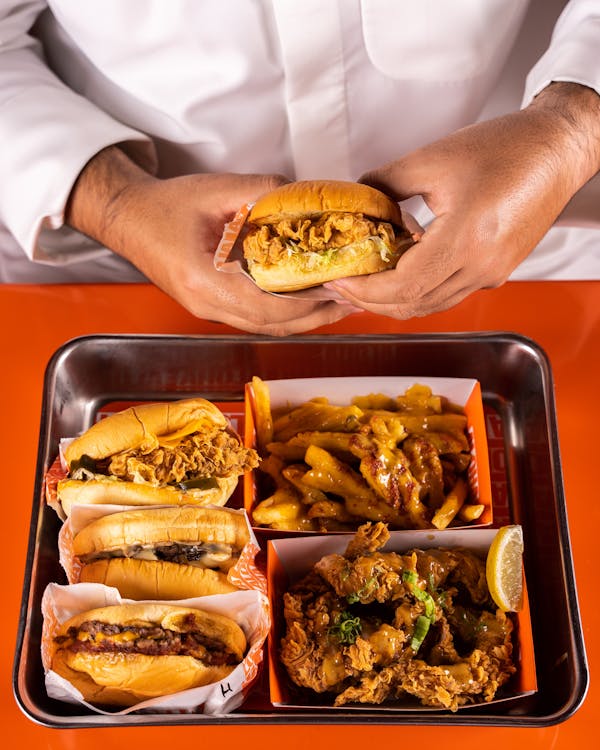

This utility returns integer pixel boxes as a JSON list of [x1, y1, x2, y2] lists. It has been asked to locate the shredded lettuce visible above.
[[282, 236, 393, 270]]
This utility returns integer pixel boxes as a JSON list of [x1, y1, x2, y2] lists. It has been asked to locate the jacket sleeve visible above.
[[0, 1, 155, 263], [522, 0, 600, 229], [523, 0, 600, 103]]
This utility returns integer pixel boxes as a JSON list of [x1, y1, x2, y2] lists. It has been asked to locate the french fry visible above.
[[307, 499, 355, 522], [358, 411, 469, 447], [396, 383, 443, 414], [251, 488, 304, 526], [258, 454, 288, 489], [283, 464, 329, 505], [302, 445, 374, 502], [251, 376, 273, 454], [273, 401, 363, 442], [368, 415, 408, 447], [352, 393, 397, 411], [457, 503, 485, 522], [268, 431, 356, 463], [431, 478, 468, 530]]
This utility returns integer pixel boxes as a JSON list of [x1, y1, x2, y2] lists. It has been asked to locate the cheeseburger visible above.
[[72, 506, 250, 600], [49, 602, 247, 706], [242, 179, 417, 292], [53, 398, 259, 518]]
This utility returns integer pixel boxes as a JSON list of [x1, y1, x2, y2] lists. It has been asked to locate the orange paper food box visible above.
[[244, 376, 494, 532], [267, 528, 537, 711]]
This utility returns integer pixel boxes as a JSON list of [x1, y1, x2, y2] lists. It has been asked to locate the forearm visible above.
[[64, 144, 157, 260], [526, 82, 600, 195]]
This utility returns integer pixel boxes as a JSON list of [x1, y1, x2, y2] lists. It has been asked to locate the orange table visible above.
[[2, 280, 598, 747]]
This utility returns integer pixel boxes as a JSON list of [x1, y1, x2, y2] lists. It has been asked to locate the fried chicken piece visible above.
[[302, 446, 413, 528], [333, 639, 515, 710], [315, 550, 405, 604], [402, 435, 445, 509], [414, 548, 489, 605], [345, 520, 390, 558], [349, 432, 429, 528], [244, 212, 397, 264], [108, 428, 258, 484], [425, 614, 462, 665]]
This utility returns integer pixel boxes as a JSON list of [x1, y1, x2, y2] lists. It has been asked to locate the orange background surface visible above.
[[2, 280, 598, 748]]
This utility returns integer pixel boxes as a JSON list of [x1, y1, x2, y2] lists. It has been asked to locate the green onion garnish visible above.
[[327, 611, 362, 645], [410, 615, 431, 652]]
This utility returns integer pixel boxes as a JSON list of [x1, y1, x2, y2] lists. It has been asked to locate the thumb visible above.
[[359, 150, 429, 203]]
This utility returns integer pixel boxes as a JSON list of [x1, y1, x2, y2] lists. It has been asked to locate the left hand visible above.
[[326, 82, 600, 319]]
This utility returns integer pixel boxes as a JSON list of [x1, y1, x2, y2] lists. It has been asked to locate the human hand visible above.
[[65, 148, 356, 334], [327, 82, 600, 319]]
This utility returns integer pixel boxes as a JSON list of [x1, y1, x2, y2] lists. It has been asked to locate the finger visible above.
[[325, 221, 461, 307], [198, 271, 361, 332], [219, 300, 358, 336], [209, 173, 291, 214], [359, 150, 431, 203], [328, 270, 478, 321]]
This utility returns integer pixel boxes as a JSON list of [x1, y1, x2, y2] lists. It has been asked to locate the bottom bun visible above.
[[57, 474, 239, 517], [248, 236, 407, 293], [79, 558, 239, 599], [53, 652, 236, 707]]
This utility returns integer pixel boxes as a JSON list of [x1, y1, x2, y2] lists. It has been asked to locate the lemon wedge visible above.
[[486, 525, 524, 611]]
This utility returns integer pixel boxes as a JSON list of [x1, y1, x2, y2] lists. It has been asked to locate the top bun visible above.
[[248, 180, 404, 226], [65, 398, 227, 465], [72, 505, 250, 558]]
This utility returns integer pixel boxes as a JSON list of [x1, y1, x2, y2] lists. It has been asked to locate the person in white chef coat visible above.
[[0, 0, 599, 334]]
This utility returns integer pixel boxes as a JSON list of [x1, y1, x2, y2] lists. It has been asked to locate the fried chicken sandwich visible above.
[[51, 398, 259, 518], [243, 180, 417, 292]]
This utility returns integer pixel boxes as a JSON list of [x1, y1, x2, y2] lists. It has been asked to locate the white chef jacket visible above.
[[0, 0, 599, 283]]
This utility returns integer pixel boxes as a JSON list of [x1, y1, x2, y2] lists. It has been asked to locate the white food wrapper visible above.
[[41, 582, 270, 716], [213, 202, 341, 301]]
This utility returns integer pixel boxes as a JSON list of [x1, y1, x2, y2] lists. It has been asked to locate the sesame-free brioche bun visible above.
[[57, 475, 240, 517], [73, 506, 250, 560], [78, 558, 239, 599], [248, 179, 405, 226], [64, 398, 227, 466], [48, 602, 246, 706], [243, 180, 417, 292], [72, 505, 250, 599]]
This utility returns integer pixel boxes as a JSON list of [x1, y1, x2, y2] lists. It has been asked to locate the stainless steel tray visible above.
[[13, 333, 588, 727]]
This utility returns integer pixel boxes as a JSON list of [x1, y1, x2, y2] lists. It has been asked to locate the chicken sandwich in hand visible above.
[[243, 180, 417, 292]]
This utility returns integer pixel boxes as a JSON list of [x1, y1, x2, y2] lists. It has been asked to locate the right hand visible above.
[[66, 148, 357, 335]]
